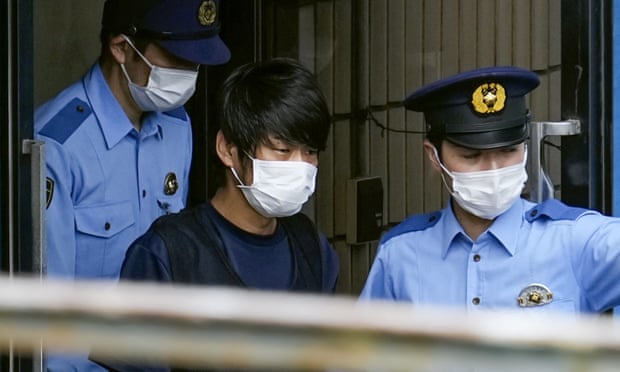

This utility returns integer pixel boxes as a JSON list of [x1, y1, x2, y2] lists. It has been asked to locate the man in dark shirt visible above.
[[93, 58, 339, 371]]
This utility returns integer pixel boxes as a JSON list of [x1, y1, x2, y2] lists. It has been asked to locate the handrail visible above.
[[0, 276, 618, 371], [528, 119, 581, 202]]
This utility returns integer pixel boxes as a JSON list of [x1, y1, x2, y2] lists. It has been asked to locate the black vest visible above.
[[154, 204, 324, 291]]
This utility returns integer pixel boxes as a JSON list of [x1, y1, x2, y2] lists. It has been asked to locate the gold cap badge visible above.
[[164, 172, 179, 195], [517, 283, 553, 307], [198, 0, 217, 26], [471, 82, 506, 114]]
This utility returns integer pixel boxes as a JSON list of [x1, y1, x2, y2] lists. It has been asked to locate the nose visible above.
[[482, 154, 501, 170], [290, 149, 304, 161]]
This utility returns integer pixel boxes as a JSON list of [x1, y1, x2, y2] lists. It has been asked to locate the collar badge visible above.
[[471, 82, 506, 114], [164, 172, 179, 195], [517, 283, 553, 307]]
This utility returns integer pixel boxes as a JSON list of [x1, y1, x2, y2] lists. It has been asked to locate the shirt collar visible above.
[[83, 63, 162, 148], [140, 112, 164, 140], [486, 198, 527, 256], [440, 200, 467, 259], [441, 197, 525, 258]]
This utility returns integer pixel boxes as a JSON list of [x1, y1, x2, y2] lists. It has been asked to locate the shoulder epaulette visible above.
[[381, 211, 442, 244], [525, 198, 592, 222], [39, 98, 92, 144], [162, 106, 188, 120]]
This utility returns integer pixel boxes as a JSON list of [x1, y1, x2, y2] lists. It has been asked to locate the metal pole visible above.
[[528, 119, 581, 202]]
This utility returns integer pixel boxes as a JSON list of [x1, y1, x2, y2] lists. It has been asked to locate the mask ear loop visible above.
[[230, 152, 257, 187], [118, 34, 153, 87], [432, 146, 455, 194], [121, 34, 154, 69], [230, 167, 246, 186]]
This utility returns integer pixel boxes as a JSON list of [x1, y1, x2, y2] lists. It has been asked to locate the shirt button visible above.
[[104, 222, 111, 230], [142, 189, 147, 198], [473, 254, 481, 262], [472, 297, 480, 305]]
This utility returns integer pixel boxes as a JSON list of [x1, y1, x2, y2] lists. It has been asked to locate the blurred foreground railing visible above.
[[0, 276, 619, 371]]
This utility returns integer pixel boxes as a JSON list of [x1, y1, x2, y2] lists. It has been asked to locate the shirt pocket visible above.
[[75, 201, 134, 237], [74, 201, 135, 278]]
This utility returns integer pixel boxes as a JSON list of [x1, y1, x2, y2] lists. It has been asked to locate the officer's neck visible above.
[[101, 58, 143, 131], [451, 200, 494, 241]]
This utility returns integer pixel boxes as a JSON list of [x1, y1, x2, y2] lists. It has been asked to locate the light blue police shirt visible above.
[[360, 198, 620, 314], [35, 62, 193, 280]]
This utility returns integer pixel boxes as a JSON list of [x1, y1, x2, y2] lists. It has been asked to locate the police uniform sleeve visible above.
[[36, 96, 95, 279], [359, 242, 396, 300], [570, 214, 620, 312], [41, 140, 78, 278], [358, 212, 438, 301], [120, 231, 173, 282]]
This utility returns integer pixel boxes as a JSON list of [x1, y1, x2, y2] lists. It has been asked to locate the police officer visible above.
[[360, 66, 620, 314], [35, 0, 229, 370]]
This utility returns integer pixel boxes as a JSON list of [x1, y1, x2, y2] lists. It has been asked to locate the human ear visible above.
[[423, 139, 442, 172], [108, 34, 129, 64], [215, 130, 237, 167]]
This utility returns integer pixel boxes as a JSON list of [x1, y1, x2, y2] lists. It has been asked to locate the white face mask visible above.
[[230, 156, 318, 218], [433, 147, 528, 220], [120, 35, 198, 112]]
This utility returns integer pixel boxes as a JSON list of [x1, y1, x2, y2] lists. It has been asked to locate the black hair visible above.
[[218, 58, 331, 160]]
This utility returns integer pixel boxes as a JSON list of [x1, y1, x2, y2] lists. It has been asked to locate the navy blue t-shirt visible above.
[[119, 202, 338, 291], [93, 202, 339, 372]]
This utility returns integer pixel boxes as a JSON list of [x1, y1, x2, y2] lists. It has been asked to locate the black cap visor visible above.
[[444, 124, 529, 150], [156, 35, 230, 65]]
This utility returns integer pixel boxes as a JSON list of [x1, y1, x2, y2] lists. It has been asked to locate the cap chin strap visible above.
[[128, 25, 221, 40], [442, 115, 528, 134]]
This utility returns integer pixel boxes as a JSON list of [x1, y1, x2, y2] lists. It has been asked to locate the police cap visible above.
[[102, 0, 230, 65], [404, 66, 540, 149]]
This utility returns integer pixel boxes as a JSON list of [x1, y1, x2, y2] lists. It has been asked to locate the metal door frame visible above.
[[2, 0, 38, 370], [561, 0, 613, 212]]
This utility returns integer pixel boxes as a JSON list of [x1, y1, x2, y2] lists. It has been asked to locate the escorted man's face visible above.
[[253, 135, 319, 166]]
